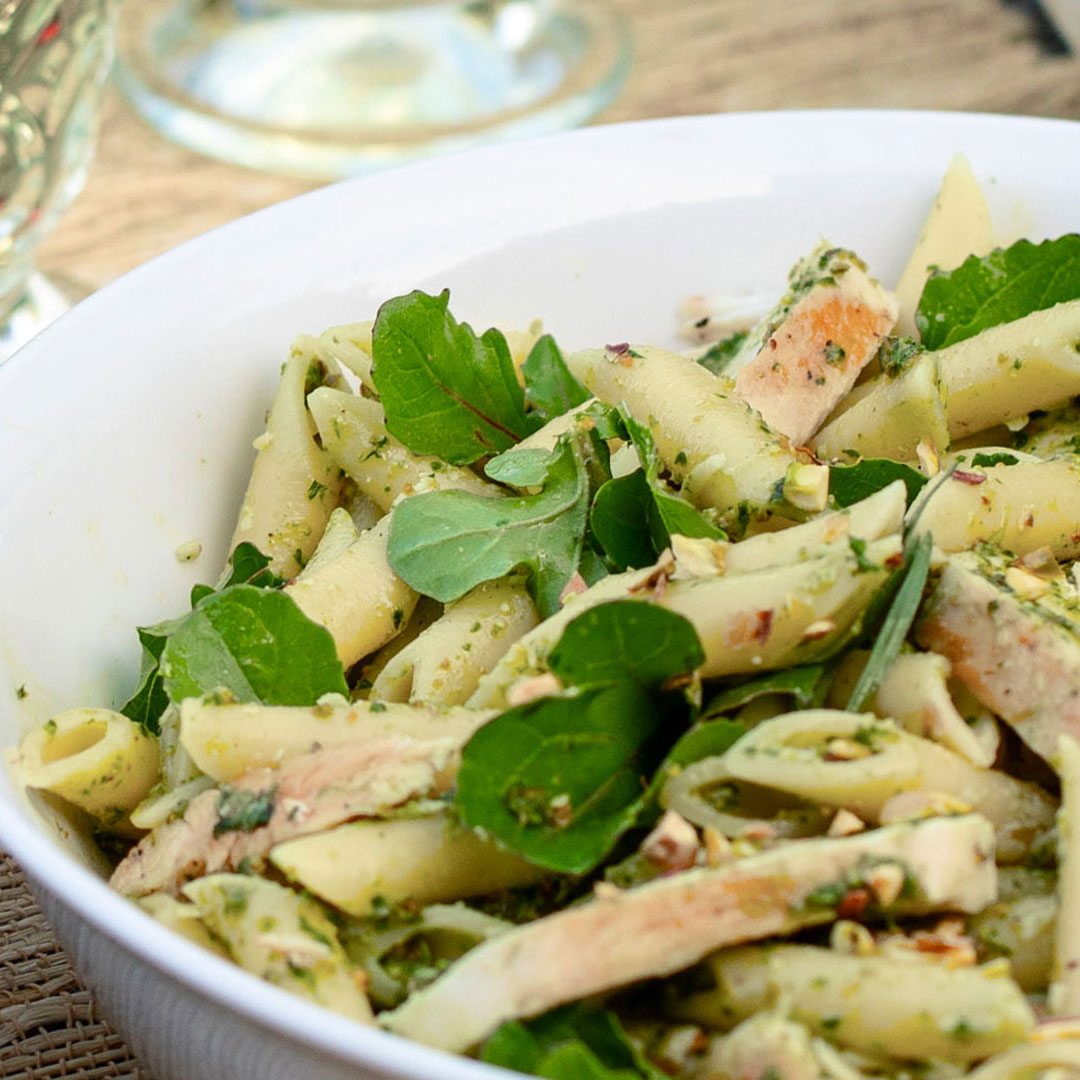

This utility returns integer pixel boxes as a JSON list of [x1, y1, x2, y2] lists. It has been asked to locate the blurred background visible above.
[[4, 0, 1080, 1075]]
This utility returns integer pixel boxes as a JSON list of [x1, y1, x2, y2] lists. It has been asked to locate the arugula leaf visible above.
[[456, 682, 669, 874], [388, 435, 590, 619], [456, 603, 704, 874], [845, 532, 933, 711], [547, 601, 704, 690], [120, 623, 180, 734], [485, 448, 557, 489], [481, 1004, 666, 1080], [522, 334, 591, 422], [829, 459, 927, 508], [971, 451, 1019, 468], [192, 541, 283, 606], [370, 289, 536, 464], [701, 665, 829, 719], [161, 585, 348, 706], [122, 544, 288, 732], [697, 330, 748, 375], [589, 471, 662, 570], [916, 235, 1080, 350], [589, 406, 723, 568]]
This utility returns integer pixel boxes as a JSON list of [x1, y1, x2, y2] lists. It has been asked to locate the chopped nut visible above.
[[866, 862, 906, 907], [670, 534, 726, 580], [1015, 547, 1065, 581], [916, 440, 940, 477], [879, 790, 973, 824], [830, 919, 876, 956], [505, 672, 563, 707], [558, 572, 589, 605], [1004, 565, 1051, 600], [702, 827, 734, 867], [827, 809, 866, 837], [593, 881, 621, 901], [823, 737, 871, 761], [641, 809, 700, 873], [800, 618, 836, 643], [836, 887, 872, 920], [783, 462, 830, 513]]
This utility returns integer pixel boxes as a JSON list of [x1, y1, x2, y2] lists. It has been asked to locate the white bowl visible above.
[[1, 110, 1078, 1080]]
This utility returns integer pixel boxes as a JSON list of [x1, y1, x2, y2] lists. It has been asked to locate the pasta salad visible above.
[[15, 154, 1080, 1080]]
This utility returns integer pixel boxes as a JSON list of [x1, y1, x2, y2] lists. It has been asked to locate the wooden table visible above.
[[5, 0, 1080, 1075]]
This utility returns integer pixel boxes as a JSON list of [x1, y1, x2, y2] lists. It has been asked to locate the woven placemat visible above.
[[0, 851, 150, 1079]]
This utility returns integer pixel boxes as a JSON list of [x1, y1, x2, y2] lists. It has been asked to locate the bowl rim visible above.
[[3, 106, 1080, 1078]]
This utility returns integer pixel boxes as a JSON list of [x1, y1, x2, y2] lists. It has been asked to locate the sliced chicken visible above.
[[381, 815, 996, 1053], [110, 735, 455, 896]]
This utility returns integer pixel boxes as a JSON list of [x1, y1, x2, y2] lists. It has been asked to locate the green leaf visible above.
[[829, 459, 927, 508], [916, 235, 1080, 350], [370, 289, 534, 464], [590, 472, 661, 570], [522, 334, 591, 422], [701, 665, 830, 719], [456, 682, 669, 874], [161, 585, 348, 706], [387, 435, 590, 619], [122, 544, 287, 733], [845, 531, 933, 711], [485, 448, 557, 489], [548, 601, 704, 690], [481, 1005, 665, 1080], [589, 406, 722, 569], [697, 330, 748, 375]]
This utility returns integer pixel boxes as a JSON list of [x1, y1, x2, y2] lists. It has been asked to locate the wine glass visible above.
[[0, 0, 115, 361], [113, 0, 631, 179]]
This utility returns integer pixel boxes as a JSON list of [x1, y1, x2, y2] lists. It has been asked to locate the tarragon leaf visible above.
[[845, 531, 933, 711], [481, 1004, 666, 1080], [371, 289, 536, 464], [388, 435, 590, 619], [916, 235, 1080, 350], [522, 334, 591, 422], [161, 585, 348, 706], [829, 459, 927, 508]]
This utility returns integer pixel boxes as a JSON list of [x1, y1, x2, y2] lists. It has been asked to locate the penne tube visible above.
[[470, 534, 899, 709], [381, 815, 996, 1052], [873, 651, 996, 767], [315, 320, 374, 388], [179, 696, 495, 783], [812, 349, 948, 462], [230, 343, 344, 578], [137, 893, 229, 958], [371, 575, 538, 707], [893, 153, 995, 339], [693, 1012, 824, 1080], [909, 456, 1080, 560], [16, 708, 160, 831], [964, 1037, 1080, 1080], [940, 299, 1080, 440], [566, 343, 825, 524], [270, 813, 548, 916], [722, 711, 1055, 862], [182, 873, 373, 1023], [284, 514, 418, 668], [1050, 735, 1080, 1015], [971, 866, 1056, 992], [307, 386, 495, 512], [667, 944, 1033, 1064]]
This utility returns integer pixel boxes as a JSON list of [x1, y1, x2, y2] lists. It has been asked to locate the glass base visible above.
[[113, 0, 632, 179], [0, 275, 71, 364]]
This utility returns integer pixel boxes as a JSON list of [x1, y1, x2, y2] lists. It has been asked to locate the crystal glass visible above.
[[114, 0, 631, 179], [0, 0, 115, 361]]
